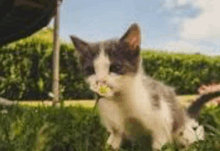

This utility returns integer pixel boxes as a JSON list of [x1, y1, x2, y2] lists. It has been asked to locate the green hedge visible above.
[[0, 105, 108, 151], [141, 51, 220, 94], [0, 29, 220, 100], [0, 29, 93, 100], [0, 42, 93, 100]]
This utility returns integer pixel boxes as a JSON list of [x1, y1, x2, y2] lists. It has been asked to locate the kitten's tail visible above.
[[187, 91, 220, 118]]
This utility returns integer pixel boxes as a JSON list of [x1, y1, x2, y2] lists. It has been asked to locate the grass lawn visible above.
[[19, 95, 199, 108], [19, 100, 96, 108], [20, 94, 218, 108], [0, 101, 219, 151], [0, 94, 219, 151]]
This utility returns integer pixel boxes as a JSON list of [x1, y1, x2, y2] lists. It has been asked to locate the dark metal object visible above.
[[0, 0, 61, 45]]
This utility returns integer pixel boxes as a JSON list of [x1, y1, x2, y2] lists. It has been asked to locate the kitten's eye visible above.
[[84, 66, 95, 75], [110, 64, 121, 74], [193, 127, 198, 131]]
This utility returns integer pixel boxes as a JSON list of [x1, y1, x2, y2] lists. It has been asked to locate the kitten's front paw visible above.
[[152, 142, 164, 151], [106, 133, 122, 151], [152, 149, 161, 151], [105, 144, 119, 151]]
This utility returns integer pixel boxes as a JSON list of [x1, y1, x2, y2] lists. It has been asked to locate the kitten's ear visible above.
[[70, 35, 90, 54], [120, 23, 141, 50]]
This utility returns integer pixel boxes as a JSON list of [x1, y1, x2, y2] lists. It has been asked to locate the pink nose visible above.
[[97, 76, 107, 84], [98, 76, 106, 81], [100, 79, 106, 83]]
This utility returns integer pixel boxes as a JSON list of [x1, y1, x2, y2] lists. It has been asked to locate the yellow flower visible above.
[[99, 85, 111, 94]]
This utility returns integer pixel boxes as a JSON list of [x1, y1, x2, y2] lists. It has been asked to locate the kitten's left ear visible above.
[[70, 35, 90, 54], [120, 23, 141, 50]]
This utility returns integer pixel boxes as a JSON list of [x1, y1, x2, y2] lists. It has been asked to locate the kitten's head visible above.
[[70, 23, 141, 97]]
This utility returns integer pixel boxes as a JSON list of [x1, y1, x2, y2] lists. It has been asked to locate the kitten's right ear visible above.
[[120, 23, 141, 50], [70, 35, 90, 54]]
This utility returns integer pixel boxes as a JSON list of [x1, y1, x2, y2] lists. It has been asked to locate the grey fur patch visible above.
[[104, 39, 140, 75], [151, 93, 160, 109], [70, 36, 101, 76], [71, 36, 140, 75], [70, 22, 141, 76], [142, 76, 163, 109], [78, 43, 100, 76], [142, 75, 185, 132], [160, 86, 185, 132]]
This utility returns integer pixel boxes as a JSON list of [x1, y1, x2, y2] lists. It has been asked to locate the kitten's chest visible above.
[[120, 78, 152, 116], [98, 75, 155, 133], [116, 88, 153, 135], [107, 87, 152, 133]]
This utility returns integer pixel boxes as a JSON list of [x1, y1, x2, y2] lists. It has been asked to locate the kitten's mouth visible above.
[[93, 80, 116, 97], [97, 82, 113, 96]]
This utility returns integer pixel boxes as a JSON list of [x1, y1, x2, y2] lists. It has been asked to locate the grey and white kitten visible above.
[[70, 23, 220, 150]]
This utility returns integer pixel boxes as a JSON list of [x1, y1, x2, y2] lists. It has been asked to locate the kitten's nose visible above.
[[97, 76, 107, 84]]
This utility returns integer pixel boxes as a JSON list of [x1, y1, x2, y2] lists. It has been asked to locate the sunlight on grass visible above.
[[19, 100, 96, 108], [18, 95, 200, 108], [19, 94, 219, 109], [2, 96, 220, 151]]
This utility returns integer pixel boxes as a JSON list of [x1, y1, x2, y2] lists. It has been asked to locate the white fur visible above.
[[86, 43, 121, 97], [97, 71, 174, 150], [93, 43, 110, 80], [175, 117, 205, 147], [86, 53, 203, 150]]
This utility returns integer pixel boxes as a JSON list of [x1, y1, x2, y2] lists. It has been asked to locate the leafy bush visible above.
[[0, 28, 220, 100], [0, 28, 93, 100], [0, 104, 219, 151], [141, 51, 220, 94], [0, 105, 107, 151]]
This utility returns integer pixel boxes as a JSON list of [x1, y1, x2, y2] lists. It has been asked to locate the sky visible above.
[[52, 0, 220, 55]]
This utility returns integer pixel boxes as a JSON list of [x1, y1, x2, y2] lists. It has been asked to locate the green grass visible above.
[[19, 100, 96, 108], [18, 95, 198, 108], [0, 103, 220, 151]]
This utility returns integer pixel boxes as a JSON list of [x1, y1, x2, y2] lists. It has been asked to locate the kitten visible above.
[[70, 23, 220, 150]]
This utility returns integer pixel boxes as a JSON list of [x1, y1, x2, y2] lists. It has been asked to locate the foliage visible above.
[[141, 51, 220, 94], [0, 105, 107, 151], [0, 28, 93, 100], [0, 104, 219, 151], [0, 28, 220, 100]]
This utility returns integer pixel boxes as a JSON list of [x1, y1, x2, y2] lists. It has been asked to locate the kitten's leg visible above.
[[110, 133, 123, 150], [107, 132, 114, 145], [98, 98, 124, 150], [107, 131, 123, 150], [141, 119, 172, 150], [152, 130, 172, 150]]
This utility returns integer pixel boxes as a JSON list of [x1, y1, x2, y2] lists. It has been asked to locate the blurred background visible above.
[[57, 0, 220, 56]]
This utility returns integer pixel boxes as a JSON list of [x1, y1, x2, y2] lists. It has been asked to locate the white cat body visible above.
[[70, 23, 220, 150], [97, 67, 174, 149]]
